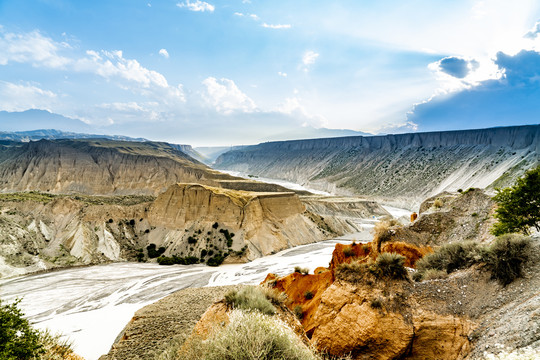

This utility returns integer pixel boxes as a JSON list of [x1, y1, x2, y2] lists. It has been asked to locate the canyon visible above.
[[215, 125, 540, 207]]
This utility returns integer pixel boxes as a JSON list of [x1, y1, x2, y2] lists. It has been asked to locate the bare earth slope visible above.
[[215, 125, 540, 207], [0, 139, 232, 195]]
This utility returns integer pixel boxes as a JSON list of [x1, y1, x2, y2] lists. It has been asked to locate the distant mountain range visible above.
[[0, 109, 93, 133], [215, 125, 540, 208]]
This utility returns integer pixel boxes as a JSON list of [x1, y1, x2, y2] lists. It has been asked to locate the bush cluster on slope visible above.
[[415, 234, 532, 285], [179, 309, 319, 360]]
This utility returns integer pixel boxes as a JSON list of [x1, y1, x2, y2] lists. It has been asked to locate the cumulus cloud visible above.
[[202, 77, 256, 114], [159, 48, 169, 58], [0, 81, 57, 112], [524, 21, 540, 39], [0, 29, 71, 68], [177, 0, 214, 12], [276, 97, 325, 127], [261, 23, 291, 29], [435, 56, 479, 79], [408, 49, 540, 131], [76, 50, 170, 90]]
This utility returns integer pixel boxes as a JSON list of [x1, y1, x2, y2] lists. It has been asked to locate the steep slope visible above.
[[215, 125, 540, 207], [1, 183, 373, 277], [0, 139, 232, 195]]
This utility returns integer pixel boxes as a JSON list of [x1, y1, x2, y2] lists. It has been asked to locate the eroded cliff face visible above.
[[215, 125, 540, 207], [0, 139, 232, 196], [148, 183, 332, 259], [0, 184, 353, 278]]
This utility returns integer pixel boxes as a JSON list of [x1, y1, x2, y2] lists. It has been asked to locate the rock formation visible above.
[[2, 183, 384, 277], [0, 138, 232, 196], [215, 125, 540, 207]]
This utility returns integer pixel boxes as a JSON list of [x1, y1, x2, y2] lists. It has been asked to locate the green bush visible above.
[[147, 244, 166, 258], [180, 310, 318, 360], [415, 236, 532, 286], [416, 241, 483, 274], [304, 291, 314, 300], [484, 234, 531, 286], [294, 266, 309, 275], [157, 255, 199, 265], [0, 299, 43, 360], [492, 166, 540, 236], [224, 286, 276, 315], [206, 254, 226, 267], [342, 247, 355, 257], [373, 253, 409, 280]]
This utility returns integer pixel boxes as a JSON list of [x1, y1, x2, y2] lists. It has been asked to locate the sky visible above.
[[0, 0, 540, 146]]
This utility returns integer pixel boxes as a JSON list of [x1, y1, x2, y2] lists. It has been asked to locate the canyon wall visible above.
[[215, 125, 540, 207]]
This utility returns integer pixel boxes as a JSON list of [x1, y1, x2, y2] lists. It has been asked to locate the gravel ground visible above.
[[98, 285, 237, 360]]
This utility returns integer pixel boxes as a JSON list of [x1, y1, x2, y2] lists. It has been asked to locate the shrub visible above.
[[187, 236, 197, 244], [373, 252, 409, 280], [373, 220, 398, 252], [416, 241, 483, 274], [224, 286, 276, 315], [370, 298, 383, 309], [147, 244, 166, 258], [335, 261, 368, 284], [421, 269, 448, 281], [294, 305, 304, 320], [304, 291, 314, 300], [180, 310, 318, 360], [294, 266, 309, 275], [212, 222, 219, 229], [342, 247, 355, 257], [0, 299, 43, 360], [484, 234, 531, 286], [206, 254, 226, 267], [432, 198, 444, 209], [157, 255, 199, 265]]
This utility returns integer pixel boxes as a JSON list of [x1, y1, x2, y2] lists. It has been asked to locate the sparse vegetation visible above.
[[206, 254, 226, 267], [415, 235, 532, 285], [157, 255, 199, 265], [342, 247, 355, 257], [224, 286, 276, 315], [373, 220, 398, 252], [294, 266, 309, 275], [432, 198, 444, 209], [372, 253, 409, 280], [294, 305, 304, 320], [370, 297, 383, 309], [147, 244, 166, 258], [483, 234, 531, 286], [304, 290, 314, 300], [492, 166, 540, 236], [179, 310, 318, 360]]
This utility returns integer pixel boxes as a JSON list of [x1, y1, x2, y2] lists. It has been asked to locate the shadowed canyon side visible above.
[[0, 139, 234, 196], [214, 125, 540, 206]]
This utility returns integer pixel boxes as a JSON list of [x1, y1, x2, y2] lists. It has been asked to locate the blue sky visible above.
[[0, 0, 539, 146]]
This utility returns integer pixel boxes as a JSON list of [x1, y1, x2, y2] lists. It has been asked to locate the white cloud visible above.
[[276, 97, 326, 127], [278, 71, 287, 77], [202, 77, 256, 114], [261, 23, 291, 29], [234, 12, 244, 17], [0, 81, 58, 112], [300, 50, 319, 72], [302, 51, 319, 66], [159, 48, 169, 58], [177, 0, 214, 12], [0, 29, 71, 68]]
